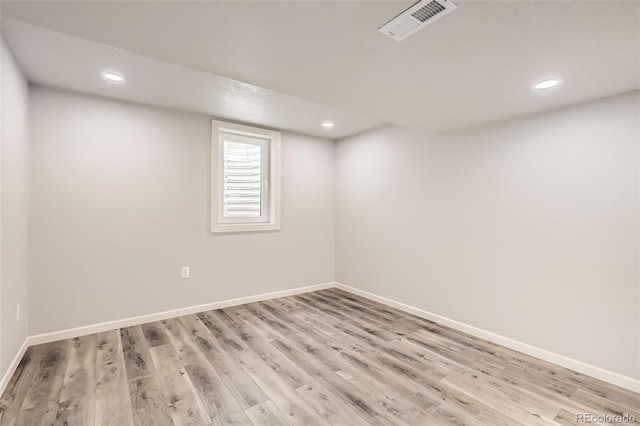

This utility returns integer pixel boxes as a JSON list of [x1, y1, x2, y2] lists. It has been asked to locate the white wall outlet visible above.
[[16, 304, 21, 323], [181, 266, 190, 279]]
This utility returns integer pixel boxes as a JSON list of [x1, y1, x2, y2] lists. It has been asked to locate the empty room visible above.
[[0, 0, 638, 425]]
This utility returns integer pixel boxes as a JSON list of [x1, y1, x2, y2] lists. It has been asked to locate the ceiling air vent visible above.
[[378, 0, 457, 41]]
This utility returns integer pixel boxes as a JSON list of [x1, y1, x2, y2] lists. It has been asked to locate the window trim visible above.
[[211, 119, 281, 234]]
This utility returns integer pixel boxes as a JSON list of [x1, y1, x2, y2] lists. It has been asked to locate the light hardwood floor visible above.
[[0, 288, 638, 425]]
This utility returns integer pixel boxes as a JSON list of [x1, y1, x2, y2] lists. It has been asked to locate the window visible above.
[[211, 120, 281, 233]]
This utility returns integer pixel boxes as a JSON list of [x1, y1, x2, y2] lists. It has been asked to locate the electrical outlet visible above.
[[16, 304, 21, 323], [181, 266, 190, 279]]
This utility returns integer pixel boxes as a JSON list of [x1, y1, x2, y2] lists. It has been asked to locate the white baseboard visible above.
[[27, 282, 335, 346], [335, 282, 640, 394], [3, 282, 332, 397], [4, 280, 638, 397], [0, 338, 29, 397]]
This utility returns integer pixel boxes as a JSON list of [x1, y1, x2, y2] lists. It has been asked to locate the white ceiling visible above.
[[1, 0, 639, 133], [1, 18, 382, 139]]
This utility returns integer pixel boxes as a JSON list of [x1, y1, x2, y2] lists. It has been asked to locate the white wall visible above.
[[17, 73, 640, 383], [336, 92, 640, 379], [0, 38, 29, 377], [28, 86, 335, 334]]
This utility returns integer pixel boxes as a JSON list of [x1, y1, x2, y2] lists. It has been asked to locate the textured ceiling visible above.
[[2, 0, 638, 133], [1, 19, 382, 139]]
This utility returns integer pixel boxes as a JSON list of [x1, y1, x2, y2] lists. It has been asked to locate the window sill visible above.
[[211, 222, 280, 234]]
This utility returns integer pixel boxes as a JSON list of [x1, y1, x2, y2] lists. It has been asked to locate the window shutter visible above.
[[223, 140, 262, 218]]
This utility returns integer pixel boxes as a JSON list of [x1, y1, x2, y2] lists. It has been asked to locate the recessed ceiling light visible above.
[[321, 121, 334, 129], [102, 72, 125, 83], [532, 79, 562, 90]]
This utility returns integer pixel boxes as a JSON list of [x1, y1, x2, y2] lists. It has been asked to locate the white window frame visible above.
[[211, 119, 281, 234]]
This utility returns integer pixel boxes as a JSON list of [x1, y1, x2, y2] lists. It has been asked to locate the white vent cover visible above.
[[378, 0, 458, 41]]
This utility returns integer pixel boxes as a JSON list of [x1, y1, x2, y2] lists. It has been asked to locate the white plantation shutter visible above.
[[218, 132, 270, 223], [223, 140, 262, 218]]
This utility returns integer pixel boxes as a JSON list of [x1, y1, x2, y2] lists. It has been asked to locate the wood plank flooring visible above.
[[1, 288, 638, 425]]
